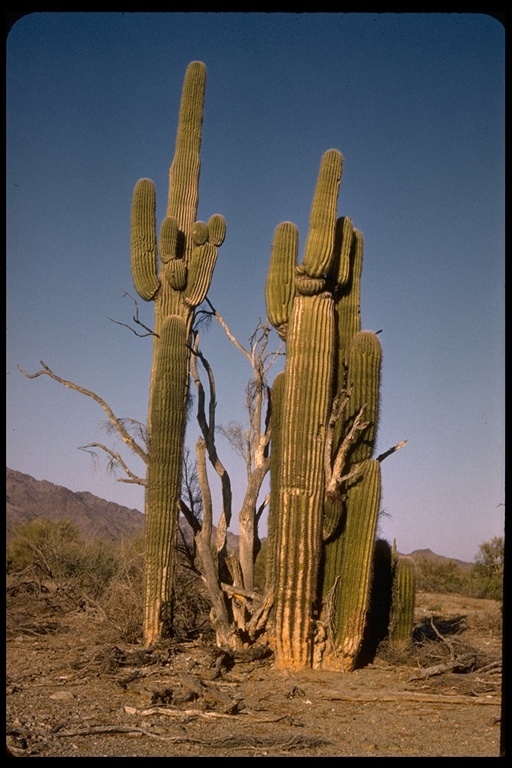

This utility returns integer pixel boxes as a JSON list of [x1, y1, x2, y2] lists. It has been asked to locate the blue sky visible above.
[[6, 12, 505, 563]]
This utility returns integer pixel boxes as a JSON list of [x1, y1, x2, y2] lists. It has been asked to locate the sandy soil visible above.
[[6, 583, 503, 758]]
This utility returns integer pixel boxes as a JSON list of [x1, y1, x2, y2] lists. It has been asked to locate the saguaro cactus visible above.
[[320, 234, 384, 670], [389, 554, 416, 645], [265, 149, 343, 669], [322, 459, 382, 669], [265, 146, 398, 671], [130, 61, 225, 647]]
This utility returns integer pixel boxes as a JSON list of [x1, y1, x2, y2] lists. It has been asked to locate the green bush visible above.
[[414, 556, 468, 594], [7, 520, 211, 643], [467, 536, 504, 601], [412, 537, 504, 603], [7, 518, 83, 580]]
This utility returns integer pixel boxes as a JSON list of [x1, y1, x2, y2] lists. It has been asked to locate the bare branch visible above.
[[256, 493, 270, 524], [108, 317, 155, 338], [195, 437, 214, 545], [102, 417, 148, 448], [78, 443, 146, 485], [108, 291, 158, 338], [324, 389, 352, 483], [189, 334, 232, 544], [204, 298, 251, 363], [17, 361, 149, 467], [376, 440, 408, 463], [219, 581, 258, 601], [325, 404, 369, 499], [179, 499, 201, 535]]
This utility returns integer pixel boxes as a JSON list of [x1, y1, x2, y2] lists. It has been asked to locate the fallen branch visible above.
[[54, 724, 332, 751], [321, 689, 498, 705], [407, 653, 477, 680], [55, 724, 167, 739], [124, 704, 290, 722]]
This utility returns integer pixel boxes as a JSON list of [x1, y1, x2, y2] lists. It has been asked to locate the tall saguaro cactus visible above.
[[265, 147, 399, 671], [130, 62, 226, 647], [265, 149, 343, 668]]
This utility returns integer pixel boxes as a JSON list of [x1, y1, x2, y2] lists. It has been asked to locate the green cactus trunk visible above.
[[274, 293, 335, 668], [265, 150, 343, 669], [358, 538, 394, 665], [323, 458, 382, 670], [317, 213, 383, 669], [130, 62, 225, 647], [389, 555, 416, 645], [143, 316, 189, 641]]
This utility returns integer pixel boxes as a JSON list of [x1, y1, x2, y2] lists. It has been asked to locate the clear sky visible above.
[[6, 12, 505, 563]]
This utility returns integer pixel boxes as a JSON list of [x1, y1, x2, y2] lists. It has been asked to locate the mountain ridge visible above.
[[6, 468, 473, 568], [6, 467, 145, 542], [5, 468, 239, 552]]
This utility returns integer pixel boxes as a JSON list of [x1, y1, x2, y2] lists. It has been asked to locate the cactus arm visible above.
[[183, 242, 218, 308], [130, 178, 160, 301], [334, 228, 364, 367], [301, 149, 344, 278], [344, 330, 382, 464], [265, 370, 285, 597], [159, 216, 179, 263], [332, 216, 353, 288], [207, 214, 227, 246], [167, 61, 205, 239], [265, 222, 298, 339], [326, 458, 382, 670]]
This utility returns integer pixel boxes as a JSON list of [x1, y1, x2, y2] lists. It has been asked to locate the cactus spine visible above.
[[130, 62, 225, 647]]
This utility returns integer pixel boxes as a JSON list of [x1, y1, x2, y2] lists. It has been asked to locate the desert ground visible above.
[[6, 581, 503, 758]]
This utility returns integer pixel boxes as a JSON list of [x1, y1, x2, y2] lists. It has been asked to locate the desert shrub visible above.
[[7, 518, 83, 581], [96, 532, 211, 643], [173, 563, 212, 640], [7, 518, 121, 599], [413, 538, 504, 602], [77, 538, 119, 597], [466, 536, 504, 601], [7, 520, 244, 643], [98, 533, 145, 642], [413, 556, 468, 594]]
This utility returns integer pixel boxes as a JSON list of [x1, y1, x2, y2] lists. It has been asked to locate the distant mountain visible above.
[[405, 547, 473, 571], [6, 468, 239, 552], [6, 470, 472, 568], [6, 468, 144, 542]]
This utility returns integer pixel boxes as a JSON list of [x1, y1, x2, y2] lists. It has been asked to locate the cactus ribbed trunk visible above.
[[130, 62, 225, 647], [265, 144, 406, 670], [143, 316, 189, 645], [274, 294, 335, 668], [323, 459, 382, 670], [389, 555, 416, 645], [265, 150, 343, 669]]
